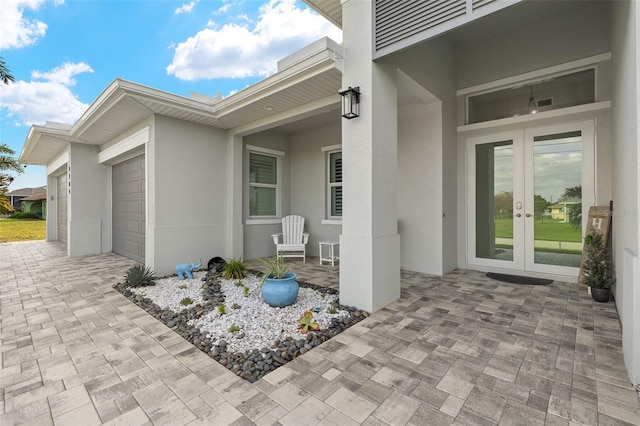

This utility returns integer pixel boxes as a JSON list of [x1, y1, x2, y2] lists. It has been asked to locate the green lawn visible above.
[[494, 218, 582, 242], [0, 218, 46, 243]]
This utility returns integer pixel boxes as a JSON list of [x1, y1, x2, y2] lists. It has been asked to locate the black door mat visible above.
[[486, 272, 553, 286]]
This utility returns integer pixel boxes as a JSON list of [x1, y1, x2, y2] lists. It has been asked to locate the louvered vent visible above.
[[473, 0, 497, 10], [375, 0, 466, 51]]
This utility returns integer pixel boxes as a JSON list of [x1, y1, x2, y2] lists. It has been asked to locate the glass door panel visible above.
[[468, 131, 524, 270], [527, 131, 583, 270], [476, 141, 514, 261]]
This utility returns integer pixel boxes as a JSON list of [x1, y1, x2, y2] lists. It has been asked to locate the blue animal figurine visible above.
[[175, 259, 202, 280]]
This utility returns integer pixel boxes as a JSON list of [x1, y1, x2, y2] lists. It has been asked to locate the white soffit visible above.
[[303, 0, 342, 28]]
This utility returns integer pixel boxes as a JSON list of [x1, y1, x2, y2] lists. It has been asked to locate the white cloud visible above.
[[175, 0, 198, 15], [0, 62, 93, 126], [0, 0, 60, 50], [166, 0, 342, 81]]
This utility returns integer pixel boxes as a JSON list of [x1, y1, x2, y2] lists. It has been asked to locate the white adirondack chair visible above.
[[271, 215, 310, 262]]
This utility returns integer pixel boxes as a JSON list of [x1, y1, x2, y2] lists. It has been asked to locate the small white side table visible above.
[[319, 241, 339, 266]]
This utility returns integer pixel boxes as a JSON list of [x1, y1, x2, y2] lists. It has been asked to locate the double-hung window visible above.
[[249, 151, 278, 217], [327, 150, 342, 218]]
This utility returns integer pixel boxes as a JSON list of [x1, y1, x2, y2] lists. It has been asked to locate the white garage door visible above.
[[112, 155, 145, 263], [57, 173, 67, 243]]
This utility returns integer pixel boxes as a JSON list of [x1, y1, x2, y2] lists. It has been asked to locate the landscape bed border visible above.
[[113, 268, 369, 382]]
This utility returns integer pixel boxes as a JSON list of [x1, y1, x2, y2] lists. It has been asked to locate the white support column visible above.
[[227, 133, 244, 258], [339, 0, 401, 312]]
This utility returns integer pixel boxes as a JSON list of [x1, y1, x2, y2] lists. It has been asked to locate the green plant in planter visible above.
[[259, 256, 290, 285], [229, 324, 240, 333], [222, 256, 248, 280], [243, 286, 250, 296], [582, 230, 615, 303], [327, 306, 337, 314], [180, 297, 193, 306], [582, 231, 615, 288], [124, 264, 156, 288], [298, 311, 320, 334], [218, 304, 227, 315]]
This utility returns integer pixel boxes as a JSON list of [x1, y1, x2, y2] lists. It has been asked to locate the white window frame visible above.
[[322, 144, 342, 224], [246, 145, 283, 224]]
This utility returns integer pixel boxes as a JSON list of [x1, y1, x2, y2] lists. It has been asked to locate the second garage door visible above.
[[112, 155, 145, 263]]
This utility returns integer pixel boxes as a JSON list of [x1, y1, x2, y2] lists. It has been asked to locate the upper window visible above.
[[328, 150, 342, 218], [249, 152, 278, 217], [467, 69, 596, 124]]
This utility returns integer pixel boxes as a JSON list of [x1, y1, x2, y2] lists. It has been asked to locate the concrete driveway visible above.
[[1, 241, 638, 425]]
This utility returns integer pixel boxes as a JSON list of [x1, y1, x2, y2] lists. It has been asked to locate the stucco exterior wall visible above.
[[289, 124, 342, 256], [68, 143, 109, 256], [612, 0, 640, 385], [148, 115, 228, 276], [456, 1, 612, 90], [397, 102, 444, 274], [382, 37, 458, 275]]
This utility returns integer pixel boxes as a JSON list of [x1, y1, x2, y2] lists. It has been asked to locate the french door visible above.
[[467, 121, 594, 278]]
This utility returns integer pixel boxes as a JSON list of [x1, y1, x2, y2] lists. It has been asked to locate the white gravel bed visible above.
[[190, 275, 350, 354], [129, 271, 206, 313]]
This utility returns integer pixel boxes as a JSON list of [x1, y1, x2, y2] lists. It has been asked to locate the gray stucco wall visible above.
[[290, 124, 342, 256], [149, 115, 228, 276], [612, 0, 640, 385], [456, 1, 612, 90], [68, 143, 109, 256], [382, 36, 458, 275]]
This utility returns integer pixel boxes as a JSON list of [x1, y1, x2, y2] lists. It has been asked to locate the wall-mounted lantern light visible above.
[[339, 86, 360, 119]]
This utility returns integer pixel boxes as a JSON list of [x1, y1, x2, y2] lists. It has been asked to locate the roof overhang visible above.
[[20, 37, 344, 166], [303, 0, 342, 28]]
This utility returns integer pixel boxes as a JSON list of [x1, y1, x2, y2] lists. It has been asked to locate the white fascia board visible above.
[[99, 126, 149, 164], [277, 37, 343, 71], [47, 150, 69, 176]]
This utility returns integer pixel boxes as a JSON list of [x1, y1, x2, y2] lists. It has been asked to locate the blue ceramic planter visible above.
[[261, 272, 299, 307]]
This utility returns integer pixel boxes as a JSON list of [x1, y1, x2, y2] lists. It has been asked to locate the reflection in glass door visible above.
[[526, 131, 584, 271], [476, 141, 514, 262]]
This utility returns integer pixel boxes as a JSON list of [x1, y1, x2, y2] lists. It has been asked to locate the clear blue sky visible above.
[[0, 0, 341, 191]]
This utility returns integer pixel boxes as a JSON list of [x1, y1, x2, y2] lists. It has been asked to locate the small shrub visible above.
[[327, 306, 337, 314], [218, 304, 227, 315], [231, 303, 241, 310], [222, 257, 248, 280], [180, 297, 193, 306], [243, 286, 249, 296], [124, 264, 156, 288], [229, 324, 240, 333], [10, 212, 39, 219]]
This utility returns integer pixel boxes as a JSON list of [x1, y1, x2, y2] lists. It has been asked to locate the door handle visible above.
[[514, 213, 522, 218], [525, 213, 532, 218]]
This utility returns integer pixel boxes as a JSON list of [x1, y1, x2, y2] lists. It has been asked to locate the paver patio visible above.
[[1, 241, 639, 425]]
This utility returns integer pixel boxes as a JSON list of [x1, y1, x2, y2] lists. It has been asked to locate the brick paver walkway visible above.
[[1, 241, 639, 425]]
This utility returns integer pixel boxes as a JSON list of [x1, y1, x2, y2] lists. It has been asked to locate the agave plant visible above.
[[124, 264, 156, 288], [298, 311, 320, 334], [259, 255, 290, 285]]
